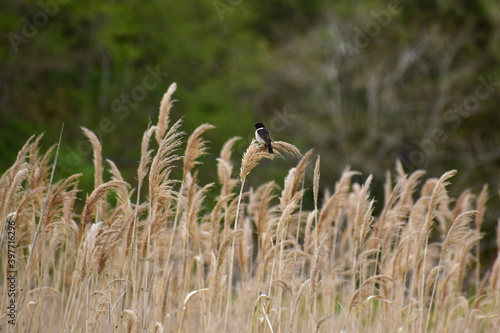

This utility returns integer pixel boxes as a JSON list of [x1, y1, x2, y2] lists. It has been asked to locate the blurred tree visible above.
[[0, 0, 270, 189], [253, 0, 500, 193], [249, 0, 500, 260]]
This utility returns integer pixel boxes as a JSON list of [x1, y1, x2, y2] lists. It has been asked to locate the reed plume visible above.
[[82, 127, 103, 189], [240, 140, 276, 181], [217, 136, 240, 197], [79, 180, 128, 243], [155, 82, 177, 144], [183, 123, 215, 178], [2, 84, 499, 333]]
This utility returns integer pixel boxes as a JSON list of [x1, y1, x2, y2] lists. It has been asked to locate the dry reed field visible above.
[[1, 83, 500, 332]]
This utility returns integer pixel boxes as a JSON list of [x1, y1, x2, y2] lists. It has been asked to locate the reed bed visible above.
[[1, 83, 500, 333]]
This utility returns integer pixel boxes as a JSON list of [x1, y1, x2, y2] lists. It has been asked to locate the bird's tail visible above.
[[268, 144, 273, 154]]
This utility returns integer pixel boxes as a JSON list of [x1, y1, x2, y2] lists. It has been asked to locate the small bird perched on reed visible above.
[[254, 122, 274, 153]]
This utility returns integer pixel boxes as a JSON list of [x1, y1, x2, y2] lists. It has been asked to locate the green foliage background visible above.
[[1, 0, 500, 258]]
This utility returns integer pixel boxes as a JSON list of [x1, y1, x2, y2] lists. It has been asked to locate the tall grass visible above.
[[1, 83, 500, 332]]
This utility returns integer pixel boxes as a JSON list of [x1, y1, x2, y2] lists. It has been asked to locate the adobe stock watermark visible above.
[[400, 74, 499, 169], [212, 0, 243, 21], [340, 0, 402, 56], [7, 0, 69, 54], [4, 213, 18, 326], [58, 65, 169, 177]]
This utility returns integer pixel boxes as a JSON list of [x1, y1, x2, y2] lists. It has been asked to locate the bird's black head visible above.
[[254, 122, 265, 129]]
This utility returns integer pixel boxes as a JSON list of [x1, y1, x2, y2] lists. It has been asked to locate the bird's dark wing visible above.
[[259, 128, 273, 145]]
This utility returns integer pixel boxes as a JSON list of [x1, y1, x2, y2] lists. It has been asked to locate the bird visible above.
[[254, 122, 274, 153]]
